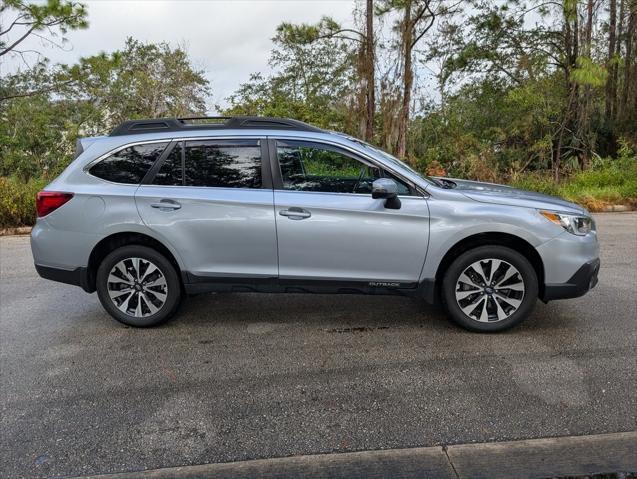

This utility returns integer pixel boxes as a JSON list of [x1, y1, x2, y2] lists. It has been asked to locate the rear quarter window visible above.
[[89, 142, 168, 184]]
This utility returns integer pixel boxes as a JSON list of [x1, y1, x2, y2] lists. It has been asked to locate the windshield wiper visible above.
[[433, 178, 457, 189]]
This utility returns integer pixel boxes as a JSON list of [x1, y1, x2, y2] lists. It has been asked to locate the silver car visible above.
[[31, 116, 600, 332]]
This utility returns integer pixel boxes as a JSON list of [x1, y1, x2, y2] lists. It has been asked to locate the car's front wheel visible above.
[[442, 245, 538, 332], [96, 245, 182, 327]]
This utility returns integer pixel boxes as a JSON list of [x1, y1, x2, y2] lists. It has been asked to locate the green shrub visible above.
[[510, 172, 560, 196], [510, 156, 637, 211], [0, 176, 47, 228]]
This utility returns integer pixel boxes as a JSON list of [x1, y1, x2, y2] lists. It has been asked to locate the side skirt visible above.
[[184, 273, 438, 303]]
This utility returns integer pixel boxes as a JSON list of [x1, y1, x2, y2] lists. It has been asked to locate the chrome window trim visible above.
[[83, 139, 173, 174], [272, 189, 428, 200]]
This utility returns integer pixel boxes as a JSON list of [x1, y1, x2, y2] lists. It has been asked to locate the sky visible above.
[[1, 0, 358, 110]]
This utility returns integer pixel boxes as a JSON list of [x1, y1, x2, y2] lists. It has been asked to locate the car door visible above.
[[135, 138, 278, 279], [271, 138, 430, 286]]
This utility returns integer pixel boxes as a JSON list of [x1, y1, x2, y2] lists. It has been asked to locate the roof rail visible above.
[[108, 116, 323, 136]]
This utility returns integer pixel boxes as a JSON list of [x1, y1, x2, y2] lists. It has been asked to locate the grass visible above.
[[511, 157, 637, 212]]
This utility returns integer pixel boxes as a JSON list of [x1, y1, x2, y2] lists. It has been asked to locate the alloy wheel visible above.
[[106, 257, 168, 318], [454, 258, 525, 322]]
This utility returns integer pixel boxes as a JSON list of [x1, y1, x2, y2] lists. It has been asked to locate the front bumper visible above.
[[541, 258, 600, 302]]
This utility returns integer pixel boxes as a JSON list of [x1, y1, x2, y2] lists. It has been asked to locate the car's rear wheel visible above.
[[96, 245, 181, 327], [442, 245, 538, 332]]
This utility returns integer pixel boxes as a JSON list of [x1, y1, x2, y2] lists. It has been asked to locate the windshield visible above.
[[345, 137, 437, 186]]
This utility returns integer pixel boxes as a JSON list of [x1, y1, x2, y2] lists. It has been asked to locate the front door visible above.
[[135, 138, 278, 279], [272, 139, 430, 286]]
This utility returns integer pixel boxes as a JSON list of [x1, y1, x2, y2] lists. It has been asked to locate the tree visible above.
[[0, 0, 87, 58], [61, 38, 210, 133], [379, 0, 439, 159], [0, 0, 87, 101], [263, 5, 377, 141], [224, 21, 356, 132], [605, 0, 618, 122], [0, 37, 210, 179], [620, 1, 637, 127], [364, 0, 375, 141]]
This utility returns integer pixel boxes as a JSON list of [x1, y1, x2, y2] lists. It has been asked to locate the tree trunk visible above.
[[577, 0, 594, 169], [396, 0, 413, 159], [614, 0, 625, 119], [556, 1, 579, 180], [364, 0, 375, 142], [622, 6, 636, 123], [606, 0, 618, 122]]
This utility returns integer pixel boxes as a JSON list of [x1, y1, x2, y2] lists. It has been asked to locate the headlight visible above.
[[540, 210, 594, 236]]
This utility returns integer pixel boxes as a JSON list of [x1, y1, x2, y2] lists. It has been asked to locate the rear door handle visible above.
[[279, 207, 311, 220], [150, 200, 181, 211]]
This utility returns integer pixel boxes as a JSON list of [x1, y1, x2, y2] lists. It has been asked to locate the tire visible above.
[[96, 245, 182, 327], [441, 245, 538, 332]]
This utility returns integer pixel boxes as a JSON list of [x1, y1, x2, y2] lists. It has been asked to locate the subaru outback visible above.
[[31, 116, 600, 332]]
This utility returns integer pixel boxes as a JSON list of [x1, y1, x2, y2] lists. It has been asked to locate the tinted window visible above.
[[90, 142, 168, 184], [153, 143, 183, 186], [183, 140, 261, 188], [277, 140, 414, 195]]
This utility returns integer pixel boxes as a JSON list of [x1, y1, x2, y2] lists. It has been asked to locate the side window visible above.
[[184, 139, 262, 188], [276, 140, 415, 195], [89, 142, 168, 184], [277, 140, 381, 194], [153, 142, 183, 186]]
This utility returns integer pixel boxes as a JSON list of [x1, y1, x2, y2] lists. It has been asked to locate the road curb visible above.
[[74, 432, 636, 479], [0, 226, 32, 236]]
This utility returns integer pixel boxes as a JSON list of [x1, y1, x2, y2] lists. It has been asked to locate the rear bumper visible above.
[[541, 258, 600, 302], [34, 264, 94, 293]]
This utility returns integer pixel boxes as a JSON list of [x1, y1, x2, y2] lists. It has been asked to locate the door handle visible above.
[[150, 200, 181, 211], [279, 207, 311, 220]]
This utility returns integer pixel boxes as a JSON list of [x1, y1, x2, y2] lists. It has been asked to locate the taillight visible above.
[[36, 191, 74, 217]]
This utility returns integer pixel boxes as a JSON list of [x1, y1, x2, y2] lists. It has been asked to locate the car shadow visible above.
[[173, 291, 453, 331]]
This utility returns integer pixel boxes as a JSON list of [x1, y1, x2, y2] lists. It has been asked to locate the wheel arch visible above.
[[432, 232, 545, 302], [86, 232, 185, 293]]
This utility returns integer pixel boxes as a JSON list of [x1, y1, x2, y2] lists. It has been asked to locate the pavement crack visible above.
[[442, 444, 460, 479]]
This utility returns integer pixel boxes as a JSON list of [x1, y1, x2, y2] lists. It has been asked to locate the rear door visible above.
[[135, 138, 278, 279], [271, 138, 430, 285]]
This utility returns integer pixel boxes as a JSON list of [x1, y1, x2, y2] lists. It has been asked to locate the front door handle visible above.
[[150, 200, 181, 211], [279, 207, 311, 220]]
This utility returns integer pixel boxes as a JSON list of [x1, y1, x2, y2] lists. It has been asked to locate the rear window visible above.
[[89, 142, 168, 184], [184, 139, 262, 188], [152, 139, 262, 188]]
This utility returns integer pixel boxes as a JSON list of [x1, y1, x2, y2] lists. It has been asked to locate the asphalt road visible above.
[[1, 213, 636, 479]]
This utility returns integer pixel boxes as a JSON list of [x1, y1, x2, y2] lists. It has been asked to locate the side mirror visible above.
[[371, 178, 401, 209]]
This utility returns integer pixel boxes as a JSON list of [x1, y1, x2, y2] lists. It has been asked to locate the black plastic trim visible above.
[[267, 138, 283, 190], [184, 273, 430, 298], [109, 116, 323, 136], [260, 139, 274, 189], [36, 262, 439, 303], [140, 140, 177, 185], [35, 264, 94, 293], [542, 258, 600, 302]]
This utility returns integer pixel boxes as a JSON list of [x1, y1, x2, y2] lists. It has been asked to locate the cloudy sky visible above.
[[2, 0, 358, 110]]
